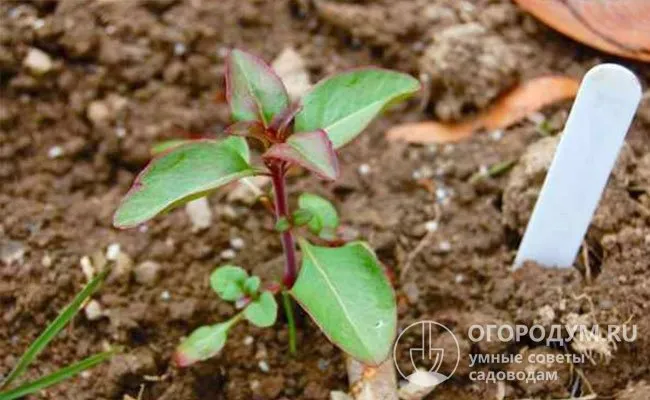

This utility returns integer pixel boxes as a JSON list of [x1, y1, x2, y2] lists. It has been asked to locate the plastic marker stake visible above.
[[514, 64, 641, 269]]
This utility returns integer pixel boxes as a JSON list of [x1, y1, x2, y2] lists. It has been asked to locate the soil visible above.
[[2, 0, 650, 399]]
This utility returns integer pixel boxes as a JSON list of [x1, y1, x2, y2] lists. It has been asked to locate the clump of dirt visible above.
[[420, 22, 520, 121]]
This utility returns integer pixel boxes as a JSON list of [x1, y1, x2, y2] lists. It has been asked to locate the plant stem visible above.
[[270, 164, 298, 288], [282, 291, 297, 355], [270, 163, 299, 354]]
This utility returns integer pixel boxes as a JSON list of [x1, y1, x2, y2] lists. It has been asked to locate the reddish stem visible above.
[[270, 163, 298, 288]]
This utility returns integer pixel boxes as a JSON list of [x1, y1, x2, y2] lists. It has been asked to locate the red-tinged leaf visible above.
[[226, 49, 290, 126], [225, 121, 268, 145], [269, 102, 302, 137], [263, 130, 339, 180]]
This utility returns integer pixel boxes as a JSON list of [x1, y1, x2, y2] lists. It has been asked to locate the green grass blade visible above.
[[0, 351, 114, 400], [0, 268, 109, 390]]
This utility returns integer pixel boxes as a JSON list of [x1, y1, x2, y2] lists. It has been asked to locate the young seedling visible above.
[[113, 49, 420, 366], [514, 64, 642, 269], [0, 269, 115, 400]]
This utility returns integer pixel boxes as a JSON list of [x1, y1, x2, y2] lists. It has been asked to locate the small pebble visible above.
[[134, 260, 161, 286], [84, 300, 103, 321], [358, 164, 371, 175], [80, 371, 92, 379], [220, 249, 236, 260], [48, 146, 63, 159], [244, 336, 254, 346], [185, 197, 212, 231], [87, 101, 111, 125], [80, 256, 95, 280], [115, 126, 126, 138], [489, 129, 504, 141], [105, 25, 116, 35], [250, 380, 260, 391], [173, 43, 186, 56], [424, 220, 438, 232], [455, 274, 465, 283], [258, 360, 270, 373], [479, 164, 489, 176], [23, 48, 53, 75], [106, 243, 121, 260], [439, 241, 451, 252], [230, 237, 245, 250], [41, 253, 52, 268], [217, 46, 229, 58], [435, 187, 448, 202], [160, 290, 171, 301], [32, 19, 44, 29]]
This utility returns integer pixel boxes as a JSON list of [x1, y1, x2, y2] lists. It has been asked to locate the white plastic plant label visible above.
[[514, 64, 642, 269]]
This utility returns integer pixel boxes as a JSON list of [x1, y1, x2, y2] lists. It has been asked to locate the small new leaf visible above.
[[226, 49, 290, 126], [244, 292, 278, 328], [291, 240, 396, 365], [291, 208, 313, 226], [210, 265, 248, 301], [275, 217, 291, 232], [298, 193, 339, 239], [263, 130, 339, 180], [244, 276, 261, 295], [174, 317, 238, 367], [113, 137, 255, 228], [295, 69, 420, 148]]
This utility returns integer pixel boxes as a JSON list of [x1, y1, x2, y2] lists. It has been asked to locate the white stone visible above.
[[424, 220, 438, 232], [358, 164, 371, 175], [230, 237, 245, 250], [80, 256, 95, 280], [47, 146, 63, 159], [84, 300, 103, 320], [87, 101, 111, 125], [23, 48, 53, 74], [220, 249, 236, 260], [160, 290, 171, 301], [258, 360, 270, 373], [438, 241, 451, 252], [134, 260, 162, 286], [106, 243, 121, 260], [185, 197, 212, 231]]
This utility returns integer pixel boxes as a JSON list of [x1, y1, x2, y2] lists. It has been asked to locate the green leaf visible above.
[[226, 49, 290, 126], [274, 217, 290, 232], [151, 139, 192, 156], [0, 269, 109, 391], [210, 265, 248, 301], [291, 240, 396, 365], [295, 69, 420, 148], [113, 137, 255, 228], [244, 292, 278, 328], [174, 316, 240, 367], [0, 351, 115, 400], [244, 276, 261, 295], [298, 193, 339, 238], [263, 130, 339, 180], [291, 208, 313, 226]]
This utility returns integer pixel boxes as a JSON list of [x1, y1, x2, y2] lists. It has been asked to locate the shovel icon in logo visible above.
[[409, 322, 444, 374], [394, 320, 460, 388]]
